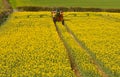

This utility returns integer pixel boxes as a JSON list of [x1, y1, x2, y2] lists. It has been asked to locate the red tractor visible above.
[[51, 9, 64, 25]]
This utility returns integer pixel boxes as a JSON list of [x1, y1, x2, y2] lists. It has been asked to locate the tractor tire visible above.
[[62, 20, 64, 25], [53, 17, 56, 25]]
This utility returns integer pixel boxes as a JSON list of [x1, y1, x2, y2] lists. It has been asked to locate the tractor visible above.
[[51, 9, 64, 25]]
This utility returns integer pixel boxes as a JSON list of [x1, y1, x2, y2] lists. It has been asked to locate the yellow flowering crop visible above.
[[65, 12, 120, 77], [0, 12, 75, 77], [57, 23, 102, 77], [0, 11, 120, 77]]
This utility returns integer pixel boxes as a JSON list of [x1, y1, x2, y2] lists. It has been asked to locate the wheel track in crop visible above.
[[54, 24, 82, 77], [62, 23, 110, 77]]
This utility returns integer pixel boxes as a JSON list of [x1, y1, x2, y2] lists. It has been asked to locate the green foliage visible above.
[[9, 0, 120, 9]]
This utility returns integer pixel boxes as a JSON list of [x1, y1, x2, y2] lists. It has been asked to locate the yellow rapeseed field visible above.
[[0, 12, 75, 77], [0, 12, 120, 77], [65, 12, 120, 77], [57, 23, 102, 77]]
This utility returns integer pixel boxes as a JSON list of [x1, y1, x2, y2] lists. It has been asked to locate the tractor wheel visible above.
[[53, 18, 56, 25], [62, 20, 64, 25], [54, 20, 56, 25]]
